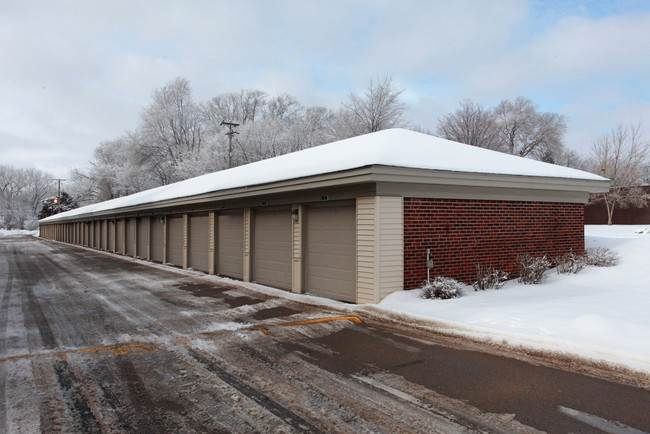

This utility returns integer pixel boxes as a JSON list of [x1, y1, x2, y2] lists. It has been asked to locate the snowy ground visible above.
[[0, 229, 38, 237], [7, 225, 649, 376], [378, 225, 650, 375]]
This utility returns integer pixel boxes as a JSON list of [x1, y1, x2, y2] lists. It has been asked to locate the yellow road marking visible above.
[[1, 316, 362, 362], [0, 343, 155, 364], [240, 315, 362, 336]]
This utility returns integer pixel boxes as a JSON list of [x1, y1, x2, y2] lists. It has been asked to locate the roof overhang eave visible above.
[[39, 165, 611, 223]]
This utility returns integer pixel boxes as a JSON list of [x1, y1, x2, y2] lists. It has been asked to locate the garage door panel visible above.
[[189, 214, 209, 272], [116, 220, 125, 254], [137, 217, 149, 258], [101, 221, 107, 250], [307, 204, 356, 302], [126, 218, 136, 257], [150, 217, 165, 263], [218, 212, 243, 279], [254, 209, 292, 290], [108, 221, 116, 252], [167, 216, 184, 267]]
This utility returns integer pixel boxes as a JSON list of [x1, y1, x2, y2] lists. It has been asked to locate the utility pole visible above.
[[220, 120, 240, 168], [52, 178, 65, 213]]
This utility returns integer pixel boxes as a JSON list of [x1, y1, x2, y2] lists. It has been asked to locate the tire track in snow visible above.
[[0, 241, 12, 433], [185, 348, 322, 433], [53, 359, 102, 433], [12, 248, 58, 350]]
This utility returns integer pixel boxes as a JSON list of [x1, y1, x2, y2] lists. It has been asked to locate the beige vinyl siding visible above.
[[189, 214, 209, 272], [376, 198, 404, 301], [291, 205, 303, 293], [356, 196, 404, 304], [218, 211, 244, 279], [167, 216, 184, 266]]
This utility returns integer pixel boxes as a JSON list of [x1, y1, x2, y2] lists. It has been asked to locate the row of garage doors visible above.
[[220, 204, 356, 303], [62, 202, 357, 302]]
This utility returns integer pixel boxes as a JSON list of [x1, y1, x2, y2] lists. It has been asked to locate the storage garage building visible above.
[[39, 129, 610, 303]]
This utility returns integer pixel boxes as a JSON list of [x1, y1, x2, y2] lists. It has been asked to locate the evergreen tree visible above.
[[38, 191, 78, 219]]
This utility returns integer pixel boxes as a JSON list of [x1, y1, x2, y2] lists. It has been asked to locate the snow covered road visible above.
[[1, 235, 649, 433]]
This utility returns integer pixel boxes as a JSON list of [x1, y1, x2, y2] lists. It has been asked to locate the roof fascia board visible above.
[[370, 165, 611, 194]]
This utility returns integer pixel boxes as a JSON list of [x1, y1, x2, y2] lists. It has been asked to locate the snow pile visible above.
[[0, 229, 38, 237], [379, 225, 650, 373]]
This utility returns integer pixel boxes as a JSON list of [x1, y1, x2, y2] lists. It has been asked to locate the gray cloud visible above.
[[1, 0, 649, 177]]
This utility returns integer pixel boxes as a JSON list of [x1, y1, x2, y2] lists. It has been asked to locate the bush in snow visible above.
[[421, 277, 464, 300], [517, 254, 551, 284], [472, 264, 509, 291], [555, 251, 587, 275], [584, 247, 619, 267]]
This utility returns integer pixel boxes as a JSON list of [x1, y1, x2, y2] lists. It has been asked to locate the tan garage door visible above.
[[101, 220, 108, 250], [116, 219, 125, 254], [167, 216, 184, 267], [94, 221, 100, 248], [108, 221, 116, 252], [218, 211, 243, 279], [189, 214, 209, 272], [84, 223, 90, 247], [137, 217, 149, 258], [306, 203, 356, 302], [150, 217, 165, 262], [126, 218, 136, 257], [254, 208, 292, 290]]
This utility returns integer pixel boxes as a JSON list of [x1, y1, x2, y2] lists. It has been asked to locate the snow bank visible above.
[[0, 229, 38, 237], [378, 225, 650, 373]]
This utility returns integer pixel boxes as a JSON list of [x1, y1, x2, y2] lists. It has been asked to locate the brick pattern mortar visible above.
[[403, 198, 585, 289]]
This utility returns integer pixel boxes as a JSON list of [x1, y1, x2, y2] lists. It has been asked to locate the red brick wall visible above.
[[403, 198, 585, 289]]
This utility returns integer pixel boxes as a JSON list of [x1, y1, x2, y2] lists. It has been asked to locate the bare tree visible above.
[[493, 97, 566, 160], [0, 165, 55, 229], [436, 99, 502, 151], [589, 123, 650, 224], [138, 77, 207, 185], [338, 76, 406, 138], [554, 148, 587, 170], [203, 89, 267, 125]]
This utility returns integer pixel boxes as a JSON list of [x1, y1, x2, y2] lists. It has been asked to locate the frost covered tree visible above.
[[202, 89, 334, 166], [0, 165, 55, 229], [68, 76, 399, 205], [38, 191, 78, 219], [554, 148, 587, 170], [494, 97, 566, 160], [436, 99, 502, 151], [437, 97, 567, 161], [589, 123, 650, 225], [337, 76, 407, 138], [138, 77, 209, 185]]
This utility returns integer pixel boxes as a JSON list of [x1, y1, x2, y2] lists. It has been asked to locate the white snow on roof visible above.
[[41, 129, 607, 222]]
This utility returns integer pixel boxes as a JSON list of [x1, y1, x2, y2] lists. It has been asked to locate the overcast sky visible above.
[[2, 0, 650, 179]]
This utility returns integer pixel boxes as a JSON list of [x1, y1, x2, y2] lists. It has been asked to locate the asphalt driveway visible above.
[[1, 235, 648, 433]]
